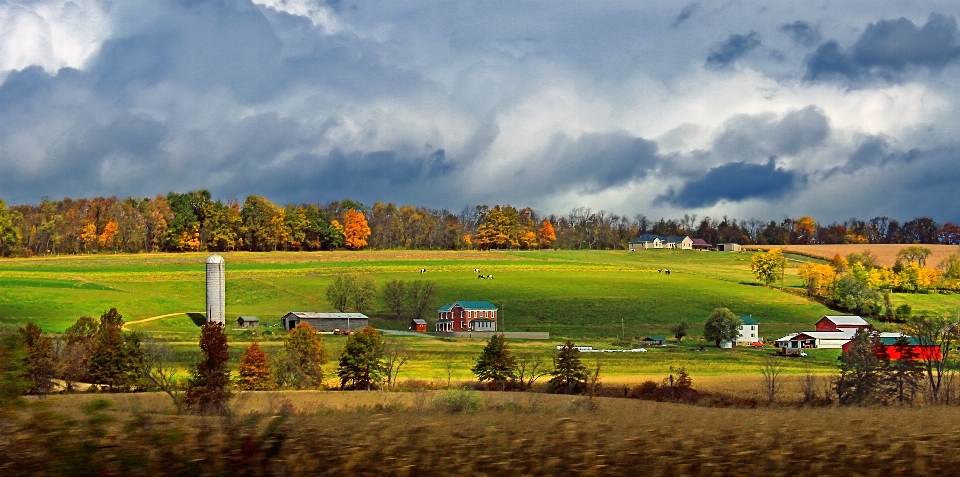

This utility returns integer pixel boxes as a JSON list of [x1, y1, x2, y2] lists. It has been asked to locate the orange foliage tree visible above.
[[343, 209, 371, 250], [237, 342, 274, 390], [537, 220, 556, 248]]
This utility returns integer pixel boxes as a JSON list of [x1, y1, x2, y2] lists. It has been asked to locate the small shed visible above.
[[642, 336, 667, 346], [237, 316, 260, 328], [409, 318, 427, 332], [718, 243, 742, 252]]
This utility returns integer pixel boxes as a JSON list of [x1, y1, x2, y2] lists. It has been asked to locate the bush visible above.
[[432, 388, 482, 414]]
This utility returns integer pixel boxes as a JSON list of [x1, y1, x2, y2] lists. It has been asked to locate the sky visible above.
[[2, 0, 960, 223]]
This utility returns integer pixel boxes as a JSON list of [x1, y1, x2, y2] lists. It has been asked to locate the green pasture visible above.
[[1, 249, 957, 378]]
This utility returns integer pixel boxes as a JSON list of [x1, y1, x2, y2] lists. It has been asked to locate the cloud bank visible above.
[[0, 1, 959, 223]]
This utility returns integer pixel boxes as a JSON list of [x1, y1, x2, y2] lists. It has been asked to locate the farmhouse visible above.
[[627, 234, 693, 251], [281, 311, 368, 332], [736, 316, 760, 344], [237, 316, 260, 328], [436, 301, 498, 332], [841, 333, 942, 361], [409, 318, 427, 332]]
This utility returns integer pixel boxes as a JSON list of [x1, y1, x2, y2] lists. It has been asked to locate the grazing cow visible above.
[[665, 269, 671, 275], [420, 268, 426, 273], [487, 274, 493, 279], [658, 269, 663, 274], [474, 268, 479, 273], [478, 274, 485, 279]]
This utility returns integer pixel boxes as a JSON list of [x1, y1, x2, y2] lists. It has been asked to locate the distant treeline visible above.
[[0, 191, 957, 257]]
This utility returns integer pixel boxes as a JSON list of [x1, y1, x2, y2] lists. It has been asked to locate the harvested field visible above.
[[746, 244, 960, 267], [8, 391, 960, 476]]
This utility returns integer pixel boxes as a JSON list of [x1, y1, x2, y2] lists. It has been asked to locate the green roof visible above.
[[644, 336, 666, 342], [739, 316, 759, 325], [454, 301, 498, 310], [880, 336, 934, 346], [437, 304, 453, 312]]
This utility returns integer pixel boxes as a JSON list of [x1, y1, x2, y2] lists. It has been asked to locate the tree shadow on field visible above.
[[738, 281, 763, 286], [187, 313, 206, 326]]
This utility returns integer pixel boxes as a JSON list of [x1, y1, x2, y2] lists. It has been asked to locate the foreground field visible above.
[[6, 390, 960, 476]]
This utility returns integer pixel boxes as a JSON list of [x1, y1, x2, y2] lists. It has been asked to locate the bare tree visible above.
[[383, 339, 411, 389], [907, 314, 960, 404], [516, 353, 549, 390], [759, 355, 784, 404], [142, 338, 185, 413]]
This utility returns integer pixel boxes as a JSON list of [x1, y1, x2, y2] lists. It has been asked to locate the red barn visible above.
[[409, 319, 427, 332], [841, 334, 942, 361], [815, 315, 872, 332]]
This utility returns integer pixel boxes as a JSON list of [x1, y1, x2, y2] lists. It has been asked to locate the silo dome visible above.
[[205, 254, 225, 324]]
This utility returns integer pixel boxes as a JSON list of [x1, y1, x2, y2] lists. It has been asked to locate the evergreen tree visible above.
[[888, 336, 924, 404], [472, 333, 516, 390], [87, 308, 145, 391], [274, 322, 327, 389], [185, 321, 232, 414], [0, 331, 29, 405], [548, 341, 589, 394], [237, 342, 274, 391], [836, 330, 888, 405], [337, 326, 386, 390]]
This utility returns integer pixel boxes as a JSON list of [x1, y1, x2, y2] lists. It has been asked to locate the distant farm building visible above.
[[409, 319, 428, 332], [841, 334, 942, 361], [815, 315, 872, 332], [281, 312, 368, 332], [776, 315, 873, 350], [718, 243, 742, 252], [436, 301, 498, 332], [737, 316, 760, 344], [628, 234, 693, 251], [691, 238, 712, 250], [237, 316, 260, 328], [641, 336, 666, 346]]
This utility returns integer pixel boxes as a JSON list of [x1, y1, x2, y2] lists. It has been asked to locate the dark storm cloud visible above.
[[805, 13, 960, 83], [825, 135, 926, 177], [672, 3, 700, 28], [781, 21, 820, 47], [656, 158, 803, 208], [712, 106, 830, 160], [706, 32, 761, 69], [518, 132, 661, 195]]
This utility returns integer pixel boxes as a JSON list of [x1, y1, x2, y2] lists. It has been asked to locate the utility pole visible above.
[[621, 317, 625, 341]]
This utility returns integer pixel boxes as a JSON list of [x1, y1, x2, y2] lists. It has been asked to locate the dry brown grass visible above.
[[8, 389, 960, 476], [747, 244, 960, 267]]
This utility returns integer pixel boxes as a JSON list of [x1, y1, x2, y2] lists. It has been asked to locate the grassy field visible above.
[[7, 390, 960, 475], [2, 249, 958, 380]]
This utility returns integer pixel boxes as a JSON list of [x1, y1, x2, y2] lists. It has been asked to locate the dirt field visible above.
[[746, 244, 960, 267]]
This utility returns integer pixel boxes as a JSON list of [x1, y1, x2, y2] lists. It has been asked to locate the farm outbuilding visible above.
[[409, 319, 427, 332], [281, 312, 368, 332], [237, 316, 260, 328], [718, 243, 742, 252], [776, 330, 857, 349], [841, 333, 942, 361], [641, 336, 666, 346], [815, 315, 872, 332]]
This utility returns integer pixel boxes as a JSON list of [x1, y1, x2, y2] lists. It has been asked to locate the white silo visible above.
[[205, 254, 225, 324]]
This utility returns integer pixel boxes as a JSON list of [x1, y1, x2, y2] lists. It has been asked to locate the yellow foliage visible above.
[[797, 263, 836, 297], [343, 209, 371, 250]]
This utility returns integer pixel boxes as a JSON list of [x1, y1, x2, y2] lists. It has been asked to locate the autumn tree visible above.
[[406, 280, 437, 320], [185, 321, 232, 414], [907, 314, 959, 403], [536, 219, 557, 248], [798, 263, 837, 297], [474, 205, 522, 249], [337, 326, 386, 390], [88, 308, 145, 391], [237, 342, 274, 391], [383, 339, 411, 388], [703, 308, 741, 348], [381, 279, 407, 320], [897, 246, 933, 267], [472, 333, 516, 390], [19, 323, 57, 395], [750, 248, 786, 288], [143, 337, 185, 413], [343, 208, 371, 250], [791, 216, 817, 244], [548, 341, 588, 394], [274, 322, 326, 389]]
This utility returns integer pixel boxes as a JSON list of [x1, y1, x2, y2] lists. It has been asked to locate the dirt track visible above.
[[123, 312, 200, 329]]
